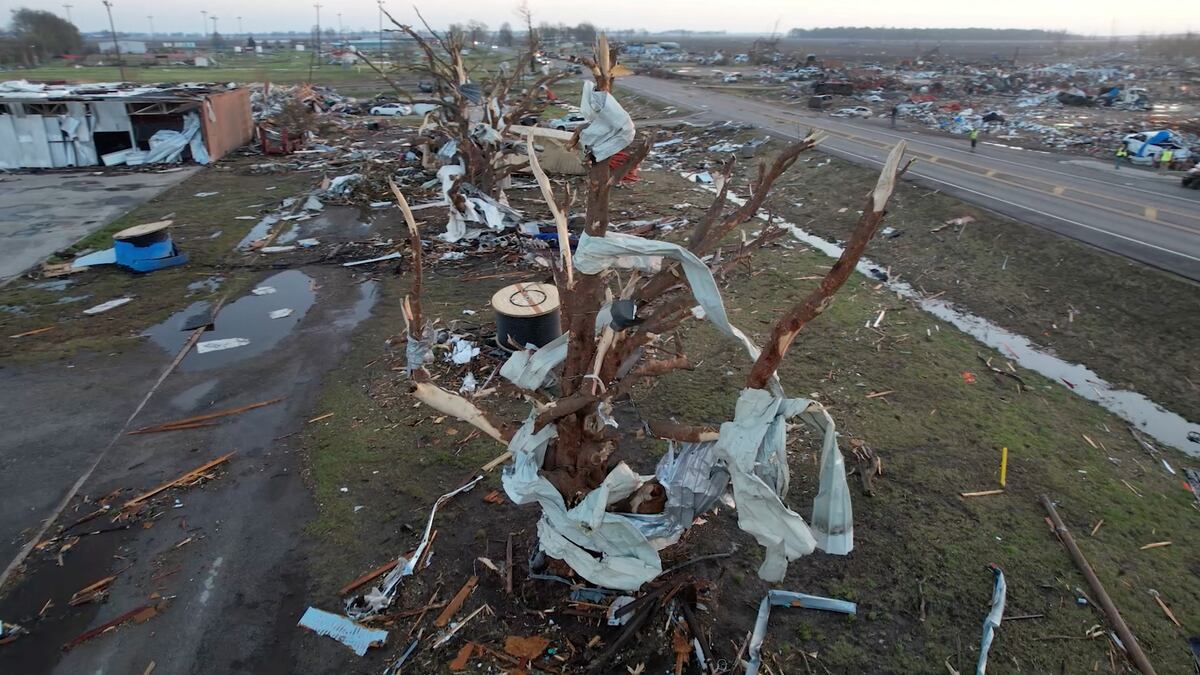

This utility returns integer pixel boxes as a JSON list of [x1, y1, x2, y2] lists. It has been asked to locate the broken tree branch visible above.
[[746, 141, 906, 390], [410, 382, 513, 443]]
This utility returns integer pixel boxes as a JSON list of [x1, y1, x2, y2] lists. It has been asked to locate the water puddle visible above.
[[144, 270, 317, 372], [335, 280, 378, 328], [170, 379, 219, 410], [235, 215, 279, 250], [695, 178, 1200, 455]]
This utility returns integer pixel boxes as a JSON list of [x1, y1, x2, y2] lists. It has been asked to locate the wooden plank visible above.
[[434, 576, 478, 628], [122, 452, 235, 510]]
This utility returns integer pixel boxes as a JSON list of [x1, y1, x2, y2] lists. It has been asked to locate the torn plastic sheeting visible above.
[[573, 231, 777, 394], [746, 590, 857, 675], [502, 417, 662, 591], [406, 323, 435, 375], [579, 80, 635, 162], [446, 337, 480, 365], [325, 174, 362, 195], [72, 248, 118, 269], [977, 565, 1006, 675], [297, 607, 387, 656], [83, 297, 132, 315], [499, 331, 569, 390], [347, 475, 483, 617], [436, 165, 521, 243], [343, 252, 403, 267], [304, 195, 324, 212]]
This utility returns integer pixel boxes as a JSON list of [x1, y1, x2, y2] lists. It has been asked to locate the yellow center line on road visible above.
[[981, 171, 1200, 235], [752, 105, 1200, 232]]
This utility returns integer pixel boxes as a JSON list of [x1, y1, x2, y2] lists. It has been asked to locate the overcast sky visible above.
[[2, 0, 1190, 37]]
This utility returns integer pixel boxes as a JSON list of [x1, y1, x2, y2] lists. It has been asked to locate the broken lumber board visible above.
[[68, 575, 117, 606], [122, 452, 235, 510], [434, 576, 478, 627], [960, 489, 1004, 498], [339, 560, 399, 596], [62, 603, 159, 650], [128, 397, 285, 434]]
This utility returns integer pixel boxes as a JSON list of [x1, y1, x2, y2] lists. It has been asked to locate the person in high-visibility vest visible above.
[[970, 128, 979, 152], [1159, 148, 1174, 173], [1114, 146, 1128, 169]]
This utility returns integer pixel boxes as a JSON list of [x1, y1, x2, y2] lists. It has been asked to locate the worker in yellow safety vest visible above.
[[1114, 146, 1128, 169], [969, 128, 979, 152], [1159, 148, 1174, 173]]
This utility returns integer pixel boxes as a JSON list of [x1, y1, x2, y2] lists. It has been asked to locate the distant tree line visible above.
[[786, 27, 1073, 40], [1, 8, 84, 66]]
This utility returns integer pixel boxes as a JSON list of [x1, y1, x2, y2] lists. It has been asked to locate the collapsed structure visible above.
[[0, 81, 253, 169]]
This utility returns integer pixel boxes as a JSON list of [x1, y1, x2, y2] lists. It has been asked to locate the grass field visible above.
[[7, 48, 532, 98]]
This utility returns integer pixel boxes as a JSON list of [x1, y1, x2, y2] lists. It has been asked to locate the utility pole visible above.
[[62, 4, 73, 23], [201, 10, 208, 40], [211, 16, 219, 44], [101, 0, 128, 81], [337, 12, 343, 42], [378, 0, 385, 56], [237, 16, 243, 36], [147, 15, 154, 37], [313, 3, 322, 53]]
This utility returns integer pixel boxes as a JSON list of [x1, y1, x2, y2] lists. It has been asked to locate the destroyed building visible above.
[[0, 81, 254, 169]]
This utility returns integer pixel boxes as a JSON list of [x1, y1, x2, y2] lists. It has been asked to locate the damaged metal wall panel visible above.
[[13, 115, 53, 168], [91, 101, 134, 134], [200, 89, 254, 162], [0, 115, 20, 169]]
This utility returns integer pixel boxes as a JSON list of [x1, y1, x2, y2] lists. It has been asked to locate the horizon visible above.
[[1, 1, 1193, 39]]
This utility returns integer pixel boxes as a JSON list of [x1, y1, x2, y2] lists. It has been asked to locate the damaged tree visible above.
[[358, 8, 567, 198], [375, 34, 907, 601]]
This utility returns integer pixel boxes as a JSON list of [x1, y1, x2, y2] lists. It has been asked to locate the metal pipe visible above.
[[1039, 495, 1156, 675]]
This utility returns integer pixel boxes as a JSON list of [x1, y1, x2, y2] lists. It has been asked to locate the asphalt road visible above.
[[0, 169, 196, 284], [619, 75, 1200, 281]]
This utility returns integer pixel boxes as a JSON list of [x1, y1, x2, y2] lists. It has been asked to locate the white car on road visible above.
[[370, 103, 412, 116], [548, 112, 588, 131], [832, 106, 873, 118]]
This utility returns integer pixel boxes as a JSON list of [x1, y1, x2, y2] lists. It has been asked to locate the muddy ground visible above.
[[0, 100, 1196, 674]]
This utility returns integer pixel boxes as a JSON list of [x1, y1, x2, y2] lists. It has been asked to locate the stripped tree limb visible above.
[[746, 141, 907, 390], [526, 131, 574, 288], [410, 382, 513, 443]]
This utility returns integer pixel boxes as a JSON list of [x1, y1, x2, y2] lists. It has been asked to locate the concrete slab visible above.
[[0, 169, 198, 283]]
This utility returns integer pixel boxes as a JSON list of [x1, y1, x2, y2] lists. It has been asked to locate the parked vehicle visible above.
[[369, 103, 412, 116], [722, 74, 741, 83], [1183, 166, 1200, 190], [1122, 130, 1192, 163], [547, 112, 588, 131], [417, 81, 434, 93], [832, 106, 873, 118]]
